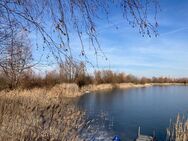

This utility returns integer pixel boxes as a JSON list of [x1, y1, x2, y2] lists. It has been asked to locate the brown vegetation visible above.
[[1, 67, 188, 91], [0, 87, 88, 140], [1, 75, 186, 140]]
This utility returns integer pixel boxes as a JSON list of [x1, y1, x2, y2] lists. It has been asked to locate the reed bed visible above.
[[0, 84, 87, 141]]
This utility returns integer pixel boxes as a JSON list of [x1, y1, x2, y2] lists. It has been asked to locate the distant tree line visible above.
[[0, 30, 187, 90], [0, 61, 188, 91]]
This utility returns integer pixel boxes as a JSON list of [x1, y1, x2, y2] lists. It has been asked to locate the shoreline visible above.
[[0, 82, 187, 140], [0, 83, 187, 98], [80, 83, 187, 96]]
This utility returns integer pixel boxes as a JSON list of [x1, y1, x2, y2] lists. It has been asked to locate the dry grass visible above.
[[0, 82, 186, 140], [0, 84, 87, 141]]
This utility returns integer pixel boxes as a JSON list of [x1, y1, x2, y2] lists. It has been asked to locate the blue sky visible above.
[[32, 0, 188, 78], [86, 0, 188, 77]]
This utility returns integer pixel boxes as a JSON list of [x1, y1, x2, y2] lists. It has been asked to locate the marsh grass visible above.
[[0, 84, 87, 141]]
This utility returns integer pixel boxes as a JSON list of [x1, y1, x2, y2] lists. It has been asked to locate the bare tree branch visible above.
[[0, 0, 160, 65]]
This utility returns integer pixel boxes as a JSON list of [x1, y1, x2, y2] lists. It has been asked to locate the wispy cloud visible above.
[[160, 27, 188, 36], [32, 0, 188, 77]]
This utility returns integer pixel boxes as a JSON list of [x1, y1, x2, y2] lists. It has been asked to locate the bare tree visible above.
[[59, 58, 86, 83], [0, 32, 33, 88], [0, 0, 160, 63]]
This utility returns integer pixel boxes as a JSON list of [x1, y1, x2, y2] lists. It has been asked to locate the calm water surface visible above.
[[78, 86, 188, 141]]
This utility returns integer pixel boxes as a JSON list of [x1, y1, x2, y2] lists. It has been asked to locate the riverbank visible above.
[[46, 82, 187, 97], [81, 83, 187, 96], [0, 83, 186, 98], [0, 83, 187, 140]]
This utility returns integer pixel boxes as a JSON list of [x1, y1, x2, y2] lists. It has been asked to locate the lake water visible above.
[[78, 86, 188, 141]]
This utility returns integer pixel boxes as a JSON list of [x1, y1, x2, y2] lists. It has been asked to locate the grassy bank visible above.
[[81, 83, 187, 96], [0, 82, 186, 140], [0, 87, 88, 140]]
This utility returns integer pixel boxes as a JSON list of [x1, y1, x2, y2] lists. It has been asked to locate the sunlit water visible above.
[[78, 86, 188, 141]]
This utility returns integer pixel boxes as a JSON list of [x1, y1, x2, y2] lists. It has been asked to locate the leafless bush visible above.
[[94, 70, 139, 84], [19, 70, 44, 89], [0, 71, 8, 90], [44, 71, 60, 88], [140, 77, 152, 84]]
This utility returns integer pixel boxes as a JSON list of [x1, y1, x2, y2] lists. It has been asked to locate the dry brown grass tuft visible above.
[[0, 85, 87, 141]]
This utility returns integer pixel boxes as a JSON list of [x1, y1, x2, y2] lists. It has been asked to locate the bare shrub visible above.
[[0, 72, 8, 90], [19, 70, 44, 89], [44, 71, 60, 88]]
